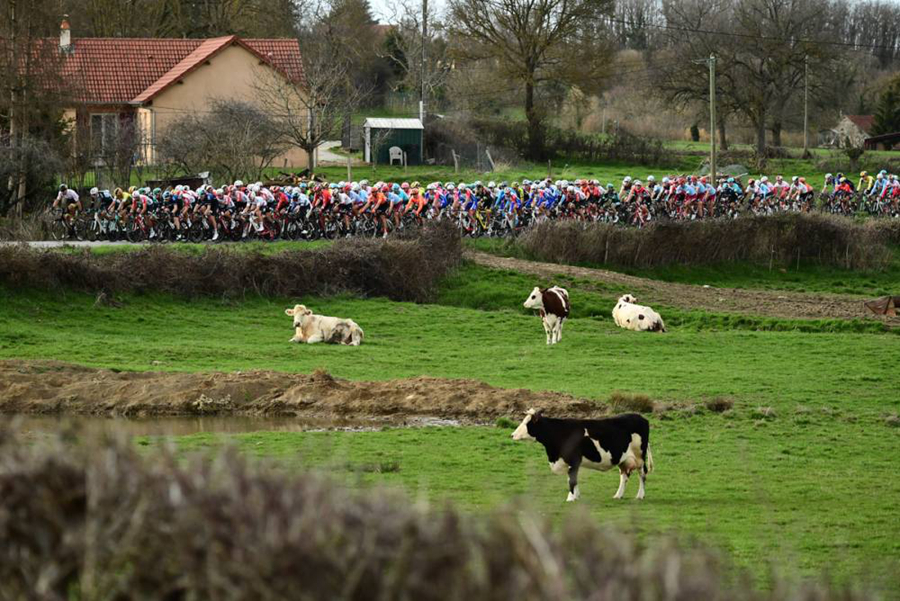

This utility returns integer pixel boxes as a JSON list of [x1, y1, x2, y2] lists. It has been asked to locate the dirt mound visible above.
[[0, 360, 606, 420], [468, 251, 899, 324]]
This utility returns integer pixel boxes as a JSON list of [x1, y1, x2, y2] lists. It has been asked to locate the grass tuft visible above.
[[705, 397, 735, 413], [608, 391, 655, 414]]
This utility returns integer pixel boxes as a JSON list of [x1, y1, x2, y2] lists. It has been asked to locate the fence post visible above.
[[347, 154, 352, 183], [485, 148, 495, 172], [452, 150, 459, 174], [547, 160, 552, 179]]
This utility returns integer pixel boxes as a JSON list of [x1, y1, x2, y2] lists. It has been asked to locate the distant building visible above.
[[820, 114, 874, 148], [363, 118, 424, 165], [51, 19, 307, 167]]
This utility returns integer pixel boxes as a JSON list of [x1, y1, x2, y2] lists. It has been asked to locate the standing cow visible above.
[[512, 409, 654, 502], [523, 286, 570, 345]]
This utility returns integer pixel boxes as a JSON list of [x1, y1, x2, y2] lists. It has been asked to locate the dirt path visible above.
[[467, 251, 896, 323], [0, 360, 607, 420]]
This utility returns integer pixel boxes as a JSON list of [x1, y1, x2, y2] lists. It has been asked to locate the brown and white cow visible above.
[[285, 304, 364, 346], [523, 286, 570, 345]]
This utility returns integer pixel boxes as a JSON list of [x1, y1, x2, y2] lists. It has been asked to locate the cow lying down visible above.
[[612, 294, 666, 332], [512, 410, 654, 502], [285, 304, 364, 346]]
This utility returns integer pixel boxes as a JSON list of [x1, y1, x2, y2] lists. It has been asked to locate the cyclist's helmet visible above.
[[877, 172, 885, 179], [163, 191, 172, 201], [359, 179, 369, 187], [128, 186, 137, 194], [662, 177, 670, 184], [860, 171, 868, 177], [825, 173, 833, 180], [623, 176, 632, 184], [234, 180, 244, 188], [633, 180, 642, 187], [474, 180, 483, 188], [799, 177, 806, 183], [523, 179, 532, 186], [90, 187, 99, 195], [153, 187, 162, 196], [791, 176, 798, 183], [647, 175, 655, 183], [760, 176, 769, 183], [606, 183, 614, 189], [727, 177, 735, 183], [488, 181, 496, 189], [58, 184, 68, 192], [447, 183, 456, 190]]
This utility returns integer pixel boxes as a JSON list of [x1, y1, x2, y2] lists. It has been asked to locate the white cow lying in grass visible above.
[[285, 304, 364, 346], [612, 294, 666, 332]]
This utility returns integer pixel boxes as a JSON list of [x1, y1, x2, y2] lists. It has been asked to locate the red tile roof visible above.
[[846, 115, 874, 133], [53, 36, 303, 105]]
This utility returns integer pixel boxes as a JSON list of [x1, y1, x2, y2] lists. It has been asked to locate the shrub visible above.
[[0, 223, 461, 303], [0, 428, 875, 600], [608, 391, 655, 414], [517, 214, 892, 271], [705, 397, 735, 413]]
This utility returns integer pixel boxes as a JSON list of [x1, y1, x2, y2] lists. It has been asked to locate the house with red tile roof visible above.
[[55, 19, 308, 168]]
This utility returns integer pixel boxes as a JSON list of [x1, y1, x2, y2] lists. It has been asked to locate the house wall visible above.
[[144, 43, 308, 171], [834, 117, 867, 148]]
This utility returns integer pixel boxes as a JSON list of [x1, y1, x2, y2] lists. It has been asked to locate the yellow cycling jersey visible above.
[[858, 175, 874, 191]]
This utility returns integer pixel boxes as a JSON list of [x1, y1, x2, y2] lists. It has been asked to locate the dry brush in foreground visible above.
[[0, 428, 871, 601]]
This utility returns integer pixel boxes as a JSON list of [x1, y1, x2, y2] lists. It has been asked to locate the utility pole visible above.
[[803, 54, 809, 153], [420, 0, 427, 124], [708, 54, 717, 183]]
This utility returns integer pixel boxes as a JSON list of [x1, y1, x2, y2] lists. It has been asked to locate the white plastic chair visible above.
[[389, 146, 403, 165]]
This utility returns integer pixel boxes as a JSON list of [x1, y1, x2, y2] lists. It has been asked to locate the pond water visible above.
[[4, 414, 462, 439]]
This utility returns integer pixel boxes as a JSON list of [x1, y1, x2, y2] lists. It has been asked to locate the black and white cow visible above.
[[523, 286, 570, 345], [511, 409, 654, 501]]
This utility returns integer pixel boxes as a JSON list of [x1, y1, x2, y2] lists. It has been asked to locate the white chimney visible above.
[[59, 16, 72, 54]]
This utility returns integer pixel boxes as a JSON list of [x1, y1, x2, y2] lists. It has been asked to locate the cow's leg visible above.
[[566, 460, 581, 502], [636, 471, 646, 500], [305, 332, 324, 344], [542, 318, 552, 345], [613, 467, 630, 499], [555, 318, 565, 343]]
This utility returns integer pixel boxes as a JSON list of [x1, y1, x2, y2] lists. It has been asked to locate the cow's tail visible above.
[[645, 447, 654, 474]]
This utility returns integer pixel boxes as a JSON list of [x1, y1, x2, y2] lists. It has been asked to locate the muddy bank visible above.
[[0, 360, 606, 420]]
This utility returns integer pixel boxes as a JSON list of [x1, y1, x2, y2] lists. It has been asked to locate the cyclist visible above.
[[53, 184, 81, 236]]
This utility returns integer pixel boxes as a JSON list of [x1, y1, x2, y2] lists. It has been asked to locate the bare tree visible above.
[[157, 100, 289, 182], [447, 0, 615, 160], [256, 8, 368, 171]]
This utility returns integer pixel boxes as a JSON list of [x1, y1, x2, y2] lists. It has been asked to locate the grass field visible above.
[[3, 258, 900, 595], [467, 239, 900, 297]]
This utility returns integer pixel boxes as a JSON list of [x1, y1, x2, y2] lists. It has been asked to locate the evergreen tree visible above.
[[871, 77, 900, 135]]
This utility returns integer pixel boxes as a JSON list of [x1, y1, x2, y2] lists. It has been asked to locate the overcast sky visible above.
[[367, 0, 447, 24]]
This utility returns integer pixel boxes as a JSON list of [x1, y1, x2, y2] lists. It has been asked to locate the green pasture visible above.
[[158, 412, 900, 593], [2, 259, 899, 595], [467, 239, 900, 297]]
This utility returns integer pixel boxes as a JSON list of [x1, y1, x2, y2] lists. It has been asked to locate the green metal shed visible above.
[[363, 118, 424, 165]]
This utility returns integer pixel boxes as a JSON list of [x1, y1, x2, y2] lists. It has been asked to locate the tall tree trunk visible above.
[[755, 107, 767, 154], [524, 80, 544, 162], [771, 121, 782, 147], [718, 116, 728, 151]]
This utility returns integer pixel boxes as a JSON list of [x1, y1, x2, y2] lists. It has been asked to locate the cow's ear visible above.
[[285, 308, 295, 316], [532, 409, 543, 421]]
